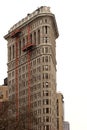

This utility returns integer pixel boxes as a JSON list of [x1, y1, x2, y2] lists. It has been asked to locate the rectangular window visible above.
[[45, 73, 48, 79], [46, 108, 49, 113], [44, 37, 47, 43], [43, 82, 45, 88], [42, 48, 44, 53], [45, 56, 48, 62], [38, 30, 40, 44], [45, 47, 48, 53], [43, 90, 49, 96], [46, 117, 49, 122], [19, 40, 21, 55], [30, 34, 32, 44], [45, 26, 47, 34], [43, 99, 49, 105], [46, 82, 48, 87], [34, 32, 36, 44], [42, 57, 44, 62], [46, 125, 49, 130], [9, 46, 11, 61], [13, 45, 14, 59], [45, 65, 48, 71]]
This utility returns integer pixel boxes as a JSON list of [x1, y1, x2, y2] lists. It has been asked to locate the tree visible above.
[[0, 101, 9, 130], [0, 101, 44, 130]]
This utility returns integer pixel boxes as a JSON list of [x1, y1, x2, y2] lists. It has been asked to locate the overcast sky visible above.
[[0, 0, 87, 130]]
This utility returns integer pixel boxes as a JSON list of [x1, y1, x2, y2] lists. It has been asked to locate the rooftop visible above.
[[9, 6, 51, 33]]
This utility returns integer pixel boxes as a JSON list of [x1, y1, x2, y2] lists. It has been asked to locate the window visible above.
[[45, 90, 49, 96], [33, 60, 36, 65], [49, 56, 51, 62], [49, 65, 51, 71], [38, 100, 41, 106], [45, 65, 48, 71], [34, 102, 37, 107], [45, 26, 47, 34], [45, 19, 47, 23], [37, 92, 41, 98], [42, 57, 44, 62], [46, 117, 49, 122], [42, 48, 44, 53], [13, 45, 14, 59], [12, 71, 14, 77], [46, 82, 48, 88], [45, 73, 48, 79], [37, 58, 41, 64], [26, 35, 28, 44], [37, 48, 41, 55], [38, 109, 41, 114], [22, 66, 25, 72], [43, 82, 49, 88], [38, 30, 40, 44], [34, 32, 36, 44], [43, 65, 48, 71], [33, 69, 36, 73], [31, 61, 32, 67], [30, 34, 32, 44], [43, 117, 49, 123], [22, 74, 25, 79], [43, 99, 49, 105], [43, 108, 49, 114], [45, 56, 48, 62], [46, 125, 49, 130], [44, 37, 48, 43], [43, 90, 49, 96], [38, 117, 41, 123], [19, 40, 21, 55], [9, 46, 11, 61], [23, 38, 25, 46], [45, 47, 48, 53], [19, 68, 21, 75], [37, 66, 41, 72]]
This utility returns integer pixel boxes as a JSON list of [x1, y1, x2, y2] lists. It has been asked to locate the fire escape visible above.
[[10, 25, 35, 129], [22, 26, 35, 129], [10, 28, 21, 120]]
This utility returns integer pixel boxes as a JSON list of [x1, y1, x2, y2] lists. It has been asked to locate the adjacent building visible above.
[[4, 6, 63, 130], [0, 85, 8, 115], [0, 85, 8, 102], [56, 93, 64, 130], [0, 84, 8, 130], [63, 121, 70, 130]]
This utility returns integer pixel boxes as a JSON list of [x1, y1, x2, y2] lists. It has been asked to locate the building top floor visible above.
[[4, 6, 59, 40], [9, 6, 51, 33]]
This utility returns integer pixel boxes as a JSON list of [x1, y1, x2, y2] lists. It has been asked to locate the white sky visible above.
[[0, 0, 87, 130]]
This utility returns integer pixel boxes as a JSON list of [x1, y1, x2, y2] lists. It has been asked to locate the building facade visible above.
[[4, 6, 59, 130], [56, 93, 64, 130]]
